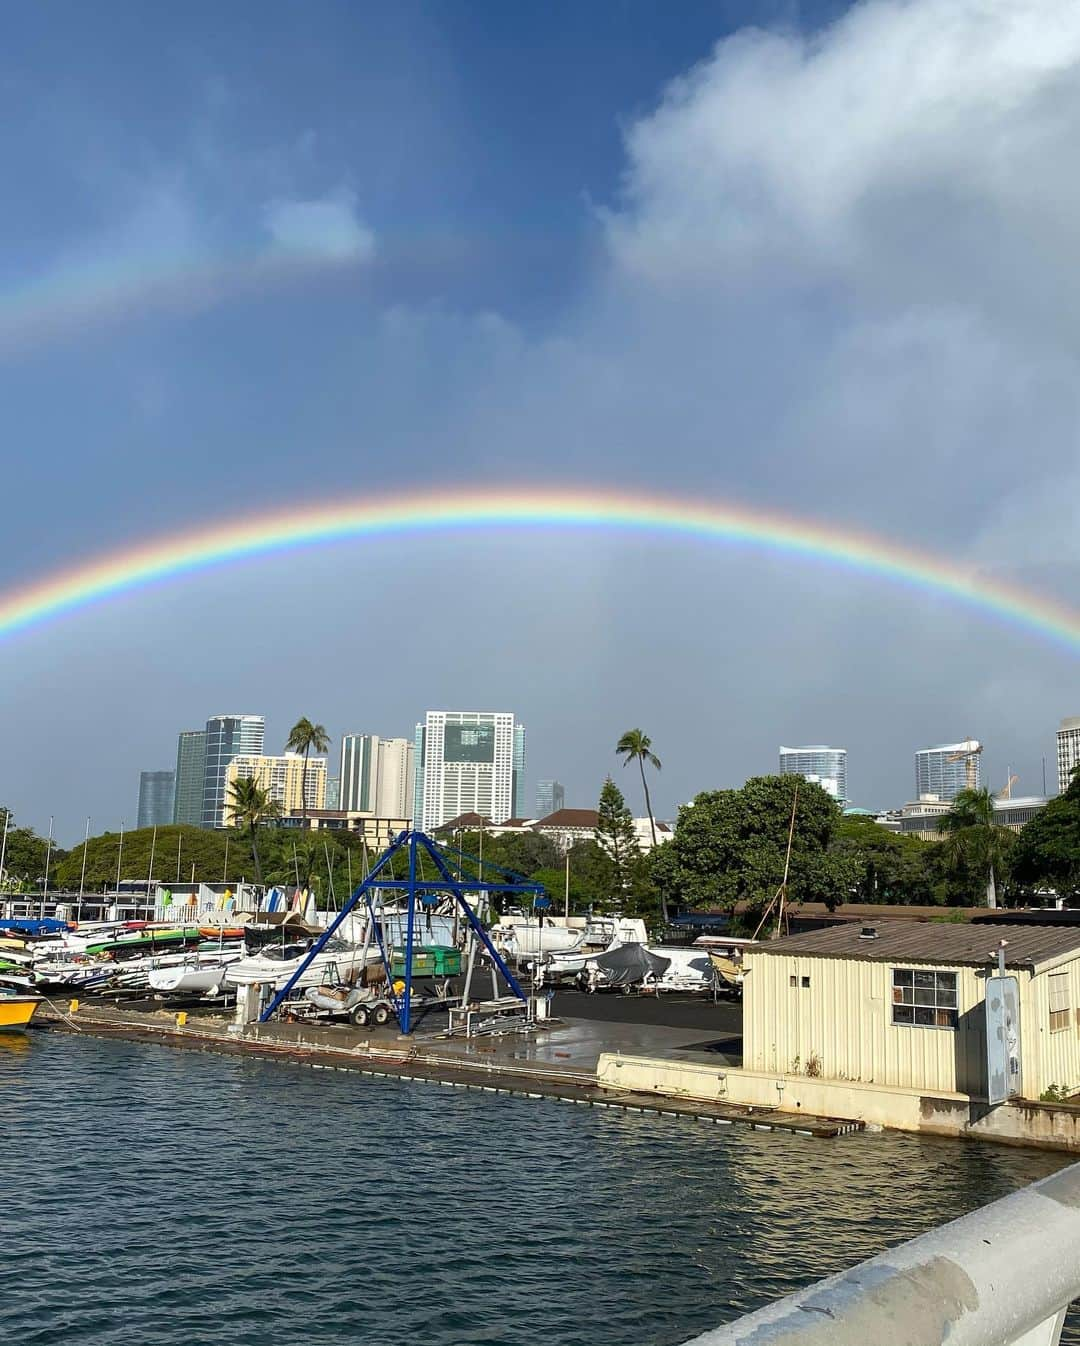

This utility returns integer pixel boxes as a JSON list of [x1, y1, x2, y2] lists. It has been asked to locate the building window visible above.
[[1049, 973, 1070, 1033], [801, 976, 811, 988], [892, 968, 957, 1029]]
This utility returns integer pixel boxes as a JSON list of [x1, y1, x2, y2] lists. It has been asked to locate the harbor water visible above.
[[4, 1032, 1077, 1346]]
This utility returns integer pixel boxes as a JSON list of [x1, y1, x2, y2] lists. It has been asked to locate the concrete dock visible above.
[[35, 1002, 863, 1139]]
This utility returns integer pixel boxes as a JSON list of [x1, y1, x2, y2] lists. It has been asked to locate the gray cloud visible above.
[[6, 0, 1080, 840]]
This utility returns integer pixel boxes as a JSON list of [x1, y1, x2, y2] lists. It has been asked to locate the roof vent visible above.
[[859, 926, 878, 940]]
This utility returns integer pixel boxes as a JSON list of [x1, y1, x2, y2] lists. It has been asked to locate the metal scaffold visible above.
[[258, 828, 542, 1033]]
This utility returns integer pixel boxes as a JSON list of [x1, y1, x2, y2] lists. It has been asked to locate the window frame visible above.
[[1049, 972, 1070, 1034], [891, 967, 958, 1031]]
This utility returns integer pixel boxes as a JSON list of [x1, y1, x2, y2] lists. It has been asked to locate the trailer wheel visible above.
[[373, 1003, 392, 1026], [621, 983, 635, 997], [350, 1005, 371, 1027]]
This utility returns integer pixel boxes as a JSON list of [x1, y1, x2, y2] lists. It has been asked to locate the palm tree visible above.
[[615, 728, 666, 923], [937, 787, 1012, 908], [227, 775, 280, 885], [285, 717, 331, 826]]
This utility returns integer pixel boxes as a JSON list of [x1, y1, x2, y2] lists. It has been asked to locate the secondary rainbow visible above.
[[1, 487, 1077, 653]]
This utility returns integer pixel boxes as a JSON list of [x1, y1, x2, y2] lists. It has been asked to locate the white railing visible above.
[[685, 1161, 1080, 1346]]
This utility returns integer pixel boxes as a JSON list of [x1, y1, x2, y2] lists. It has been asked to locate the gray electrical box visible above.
[[986, 974, 1022, 1105]]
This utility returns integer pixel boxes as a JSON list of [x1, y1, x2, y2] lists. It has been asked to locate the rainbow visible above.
[[1, 487, 1077, 653], [0, 246, 367, 360]]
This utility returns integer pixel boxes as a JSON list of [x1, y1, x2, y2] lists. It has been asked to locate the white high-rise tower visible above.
[[1057, 718, 1080, 794], [413, 711, 524, 830]]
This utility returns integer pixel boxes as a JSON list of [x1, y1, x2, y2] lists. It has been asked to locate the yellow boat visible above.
[[0, 993, 42, 1032]]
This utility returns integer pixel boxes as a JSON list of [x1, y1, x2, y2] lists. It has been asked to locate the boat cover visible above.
[[592, 943, 670, 987], [0, 918, 69, 937]]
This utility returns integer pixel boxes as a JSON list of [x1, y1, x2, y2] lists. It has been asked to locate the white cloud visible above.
[[262, 188, 375, 263], [610, 0, 1080, 302]]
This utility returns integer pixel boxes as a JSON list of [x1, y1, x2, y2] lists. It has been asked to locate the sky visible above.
[[3, 0, 1080, 844]]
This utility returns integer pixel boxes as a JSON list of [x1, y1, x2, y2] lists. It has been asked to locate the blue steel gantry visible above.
[[258, 828, 543, 1033]]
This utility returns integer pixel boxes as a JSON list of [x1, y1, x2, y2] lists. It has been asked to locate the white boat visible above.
[[645, 945, 715, 994], [148, 956, 238, 996], [536, 918, 651, 984], [32, 961, 117, 991], [225, 940, 381, 991], [495, 922, 585, 959]]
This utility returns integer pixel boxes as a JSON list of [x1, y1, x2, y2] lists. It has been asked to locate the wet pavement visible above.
[[426, 1014, 741, 1076], [551, 987, 742, 1034]]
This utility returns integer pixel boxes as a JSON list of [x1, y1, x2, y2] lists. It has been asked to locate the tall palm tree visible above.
[[285, 717, 330, 826], [227, 775, 280, 885], [937, 787, 1012, 908], [616, 728, 666, 923]]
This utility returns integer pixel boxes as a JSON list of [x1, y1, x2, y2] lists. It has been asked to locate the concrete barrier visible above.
[[596, 1053, 1080, 1150]]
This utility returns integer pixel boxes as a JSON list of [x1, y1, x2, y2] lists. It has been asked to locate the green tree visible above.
[[615, 729, 665, 921], [832, 816, 936, 904], [1011, 770, 1080, 901], [227, 776, 280, 884], [285, 717, 331, 825], [937, 787, 1015, 908], [657, 775, 854, 916], [0, 808, 54, 892], [595, 776, 642, 910], [54, 825, 250, 892]]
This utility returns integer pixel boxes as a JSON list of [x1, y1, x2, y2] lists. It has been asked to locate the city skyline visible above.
[[106, 705, 1073, 851]]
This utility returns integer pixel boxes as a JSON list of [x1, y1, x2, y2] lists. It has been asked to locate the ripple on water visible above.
[[2, 1033, 1076, 1346]]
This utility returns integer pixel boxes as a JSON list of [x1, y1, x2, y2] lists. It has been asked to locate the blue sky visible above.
[[3, 0, 1080, 842]]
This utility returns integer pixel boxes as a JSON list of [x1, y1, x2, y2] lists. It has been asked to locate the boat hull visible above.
[[147, 963, 233, 994], [0, 995, 43, 1031]]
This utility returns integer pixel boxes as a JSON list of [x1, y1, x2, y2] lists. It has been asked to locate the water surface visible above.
[[2, 1033, 1074, 1345]]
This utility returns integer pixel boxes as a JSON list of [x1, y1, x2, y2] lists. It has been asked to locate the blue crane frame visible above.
[[258, 828, 542, 1032]]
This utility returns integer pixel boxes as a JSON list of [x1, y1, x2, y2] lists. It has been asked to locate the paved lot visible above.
[[550, 987, 742, 1035]]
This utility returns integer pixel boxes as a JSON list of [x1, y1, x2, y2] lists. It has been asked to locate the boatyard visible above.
[[9, 828, 1080, 1153]]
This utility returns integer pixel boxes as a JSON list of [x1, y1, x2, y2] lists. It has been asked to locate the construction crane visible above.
[[946, 739, 983, 791], [997, 773, 1019, 800]]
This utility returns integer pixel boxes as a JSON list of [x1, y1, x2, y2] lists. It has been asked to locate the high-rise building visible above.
[[226, 753, 325, 822], [340, 735, 415, 817], [202, 715, 265, 827], [413, 721, 426, 827], [915, 741, 980, 802], [378, 737, 415, 818], [512, 723, 526, 818], [325, 776, 340, 810], [535, 780, 565, 818], [172, 730, 207, 826], [137, 771, 175, 828], [1057, 718, 1080, 794], [341, 734, 378, 812], [778, 746, 847, 803], [414, 710, 524, 831]]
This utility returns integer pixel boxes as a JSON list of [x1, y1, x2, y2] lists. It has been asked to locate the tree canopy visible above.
[[595, 776, 644, 910], [652, 776, 855, 915], [0, 806, 60, 892], [1013, 769, 1080, 901]]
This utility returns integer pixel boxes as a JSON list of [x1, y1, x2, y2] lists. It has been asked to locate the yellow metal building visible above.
[[742, 923, 1080, 1100]]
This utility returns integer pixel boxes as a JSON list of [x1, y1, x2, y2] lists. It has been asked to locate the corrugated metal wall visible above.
[[743, 953, 993, 1094], [1031, 961, 1080, 1098]]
